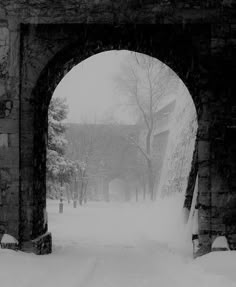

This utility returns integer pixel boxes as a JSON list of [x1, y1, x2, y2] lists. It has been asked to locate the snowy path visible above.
[[1, 198, 236, 287]]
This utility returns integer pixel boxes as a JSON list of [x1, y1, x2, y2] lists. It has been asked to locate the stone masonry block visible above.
[[198, 233, 212, 246], [21, 232, 52, 255], [0, 27, 9, 42], [198, 165, 210, 178], [0, 119, 18, 133], [0, 133, 8, 147], [198, 177, 210, 195], [211, 192, 228, 207], [0, 82, 6, 96], [8, 133, 18, 147], [8, 30, 19, 78], [198, 121, 210, 140], [198, 140, 210, 161]]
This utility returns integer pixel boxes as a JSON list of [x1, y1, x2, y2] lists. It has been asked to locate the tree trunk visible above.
[[146, 127, 154, 201], [73, 178, 78, 208], [143, 182, 146, 200], [83, 181, 88, 204], [79, 184, 83, 206], [147, 159, 154, 201], [66, 183, 71, 204]]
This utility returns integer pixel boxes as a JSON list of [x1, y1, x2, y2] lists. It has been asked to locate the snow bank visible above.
[[48, 193, 189, 253], [194, 251, 236, 284], [0, 198, 235, 287]]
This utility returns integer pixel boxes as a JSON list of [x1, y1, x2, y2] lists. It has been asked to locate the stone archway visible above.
[[0, 19, 232, 256], [18, 24, 205, 254]]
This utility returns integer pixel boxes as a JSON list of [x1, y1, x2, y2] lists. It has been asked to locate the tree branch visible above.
[[127, 135, 151, 162]]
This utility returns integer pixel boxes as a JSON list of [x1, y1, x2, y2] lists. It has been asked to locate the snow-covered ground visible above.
[[1, 195, 236, 287]]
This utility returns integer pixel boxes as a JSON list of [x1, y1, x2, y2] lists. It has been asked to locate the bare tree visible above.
[[66, 122, 106, 205], [115, 52, 178, 200]]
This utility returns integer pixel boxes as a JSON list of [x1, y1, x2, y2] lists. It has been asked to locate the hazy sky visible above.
[[53, 50, 133, 124], [53, 50, 189, 125]]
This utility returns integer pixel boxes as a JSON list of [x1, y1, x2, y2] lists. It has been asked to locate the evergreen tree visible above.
[[46, 97, 75, 198]]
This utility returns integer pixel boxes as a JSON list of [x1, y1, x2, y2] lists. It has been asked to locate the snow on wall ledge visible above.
[[0, 234, 18, 251]]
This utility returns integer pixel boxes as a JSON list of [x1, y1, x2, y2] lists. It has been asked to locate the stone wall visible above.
[[0, 14, 20, 241], [0, 1, 236, 24], [0, 27, 8, 80], [158, 81, 198, 197], [0, 1, 235, 255]]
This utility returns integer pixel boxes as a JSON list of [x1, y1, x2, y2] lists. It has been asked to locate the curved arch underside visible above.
[[28, 24, 201, 242]]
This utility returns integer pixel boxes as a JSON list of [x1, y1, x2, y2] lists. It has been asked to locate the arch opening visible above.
[[20, 26, 200, 254], [43, 50, 198, 251]]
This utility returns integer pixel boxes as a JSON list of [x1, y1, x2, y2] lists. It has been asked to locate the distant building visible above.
[[138, 91, 197, 198], [65, 123, 141, 201]]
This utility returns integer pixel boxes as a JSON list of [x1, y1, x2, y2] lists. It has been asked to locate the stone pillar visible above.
[[208, 91, 236, 250], [196, 94, 212, 256], [0, 16, 20, 244], [19, 24, 51, 254], [196, 89, 234, 256]]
